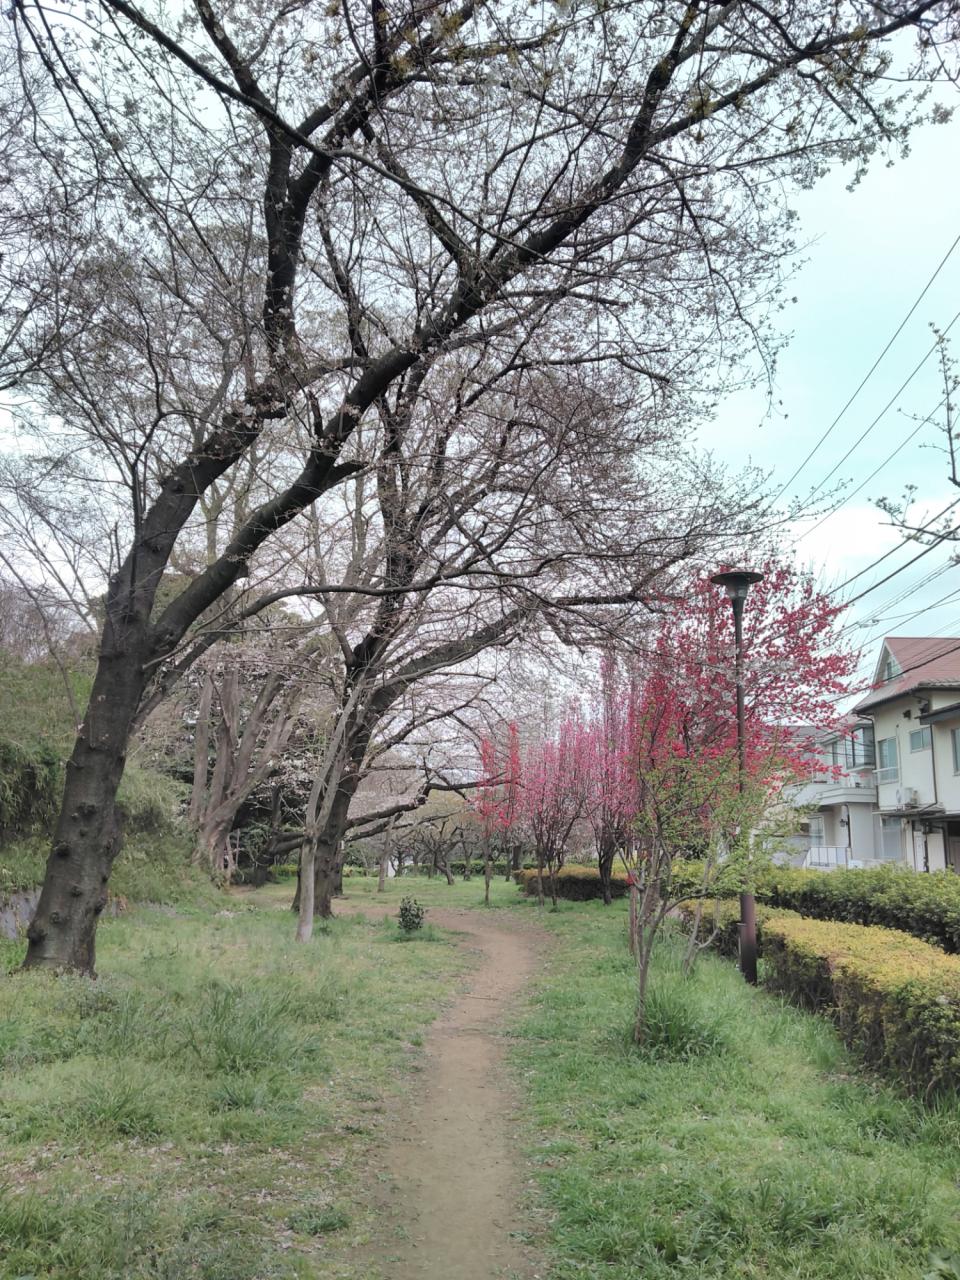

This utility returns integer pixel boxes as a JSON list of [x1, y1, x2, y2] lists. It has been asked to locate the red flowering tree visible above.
[[519, 711, 590, 908], [583, 657, 643, 905], [621, 558, 858, 1040]]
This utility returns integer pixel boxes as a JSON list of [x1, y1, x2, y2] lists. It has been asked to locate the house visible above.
[[854, 636, 960, 873], [787, 718, 882, 868]]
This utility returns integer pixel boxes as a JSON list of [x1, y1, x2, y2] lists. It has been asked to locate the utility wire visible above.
[[796, 385, 954, 545], [829, 494, 960, 595], [773, 230, 960, 502]]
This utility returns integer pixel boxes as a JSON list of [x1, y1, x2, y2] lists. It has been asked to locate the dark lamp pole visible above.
[[710, 568, 764, 985]]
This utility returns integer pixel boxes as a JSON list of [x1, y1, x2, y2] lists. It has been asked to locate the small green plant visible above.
[[398, 897, 425, 933], [286, 1203, 350, 1235]]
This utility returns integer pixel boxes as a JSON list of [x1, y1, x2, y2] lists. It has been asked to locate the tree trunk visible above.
[[483, 835, 493, 907], [23, 644, 148, 974], [599, 837, 615, 906], [314, 842, 339, 919], [296, 839, 317, 942], [197, 814, 234, 880]]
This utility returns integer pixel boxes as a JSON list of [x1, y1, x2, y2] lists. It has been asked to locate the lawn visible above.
[[6, 870, 960, 1280], [0, 881, 470, 1280], [511, 896, 960, 1280]]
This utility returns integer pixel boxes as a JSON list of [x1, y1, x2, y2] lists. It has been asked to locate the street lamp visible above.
[[710, 568, 764, 985]]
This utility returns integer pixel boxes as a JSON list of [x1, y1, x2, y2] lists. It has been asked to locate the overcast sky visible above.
[[699, 99, 960, 693]]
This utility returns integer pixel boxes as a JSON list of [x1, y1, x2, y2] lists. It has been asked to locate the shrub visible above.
[[762, 915, 960, 1098], [680, 900, 960, 1097], [754, 865, 960, 955], [398, 897, 425, 932], [0, 739, 61, 835], [515, 865, 631, 900]]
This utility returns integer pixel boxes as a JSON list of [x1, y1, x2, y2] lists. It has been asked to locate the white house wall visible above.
[[873, 692, 960, 814]]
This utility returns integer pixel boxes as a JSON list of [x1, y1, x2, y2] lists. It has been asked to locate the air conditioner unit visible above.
[[896, 788, 920, 809]]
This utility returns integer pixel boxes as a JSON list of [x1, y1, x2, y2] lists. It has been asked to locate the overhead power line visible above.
[[773, 230, 960, 503]]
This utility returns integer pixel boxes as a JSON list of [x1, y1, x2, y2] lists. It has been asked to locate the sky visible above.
[[698, 97, 960, 693]]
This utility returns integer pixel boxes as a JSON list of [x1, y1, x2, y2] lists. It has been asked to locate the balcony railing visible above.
[[801, 846, 893, 871]]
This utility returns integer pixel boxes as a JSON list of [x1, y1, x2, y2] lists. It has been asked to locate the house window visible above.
[[848, 725, 875, 769], [880, 652, 901, 683], [808, 815, 825, 848], [909, 727, 932, 752], [952, 728, 960, 775], [876, 737, 899, 784]]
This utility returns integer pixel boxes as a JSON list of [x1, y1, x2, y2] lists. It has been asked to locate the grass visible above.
[[510, 896, 960, 1280], [0, 879, 469, 1279], [9, 864, 958, 1280]]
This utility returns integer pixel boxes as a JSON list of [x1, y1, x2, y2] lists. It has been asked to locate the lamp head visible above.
[[709, 569, 765, 601]]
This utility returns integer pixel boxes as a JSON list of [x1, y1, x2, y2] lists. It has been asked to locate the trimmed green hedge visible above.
[[515, 866, 632, 900], [763, 914, 960, 1098], [678, 898, 960, 1098], [755, 865, 960, 955]]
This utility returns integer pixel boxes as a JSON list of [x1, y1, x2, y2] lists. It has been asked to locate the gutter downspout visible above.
[[924, 698, 936, 874]]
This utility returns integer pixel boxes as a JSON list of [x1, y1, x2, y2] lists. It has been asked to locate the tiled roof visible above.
[[854, 636, 960, 713]]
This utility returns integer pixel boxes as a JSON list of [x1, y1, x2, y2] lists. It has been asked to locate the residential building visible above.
[[854, 636, 960, 873], [787, 718, 881, 868]]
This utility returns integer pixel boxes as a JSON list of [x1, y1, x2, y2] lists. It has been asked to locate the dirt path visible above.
[[346, 904, 543, 1280]]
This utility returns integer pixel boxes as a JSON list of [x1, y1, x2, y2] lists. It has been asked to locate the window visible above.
[[880, 651, 901, 683], [952, 728, 960, 775], [909, 727, 932, 752], [808, 815, 825, 848], [848, 725, 875, 769], [876, 737, 899, 784]]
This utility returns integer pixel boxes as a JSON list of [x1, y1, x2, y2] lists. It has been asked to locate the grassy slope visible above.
[[0, 652, 204, 902], [0, 882, 469, 1280], [511, 896, 960, 1280]]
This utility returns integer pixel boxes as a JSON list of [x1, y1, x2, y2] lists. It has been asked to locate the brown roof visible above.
[[855, 636, 960, 713]]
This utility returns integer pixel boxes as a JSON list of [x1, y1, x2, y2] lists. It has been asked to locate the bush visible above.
[[754, 865, 960, 955], [0, 739, 61, 835], [515, 865, 631, 900], [762, 914, 960, 1098], [398, 897, 425, 932]]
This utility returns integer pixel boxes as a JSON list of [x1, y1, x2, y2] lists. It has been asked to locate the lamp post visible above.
[[710, 568, 764, 985]]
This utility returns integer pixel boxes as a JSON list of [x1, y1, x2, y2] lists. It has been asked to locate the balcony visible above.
[[818, 785, 878, 807], [801, 846, 892, 871]]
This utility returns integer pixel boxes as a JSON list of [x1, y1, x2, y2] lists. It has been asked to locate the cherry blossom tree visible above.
[[8, 0, 956, 973]]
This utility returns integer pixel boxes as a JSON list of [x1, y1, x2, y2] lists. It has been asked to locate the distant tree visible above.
[[519, 712, 591, 908]]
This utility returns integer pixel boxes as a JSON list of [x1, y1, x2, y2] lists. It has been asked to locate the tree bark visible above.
[[23, 647, 147, 973], [599, 840, 615, 906], [295, 838, 317, 942]]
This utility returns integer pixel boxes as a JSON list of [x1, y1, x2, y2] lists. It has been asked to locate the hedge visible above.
[[515, 865, 632, 900], [763, 914, 960, 1098], [678, 899, 960, 1098], [754, 865, 960, 955]]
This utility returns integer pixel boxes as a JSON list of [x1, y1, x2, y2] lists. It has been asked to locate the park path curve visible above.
[[346, 902, 544, 1280]]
